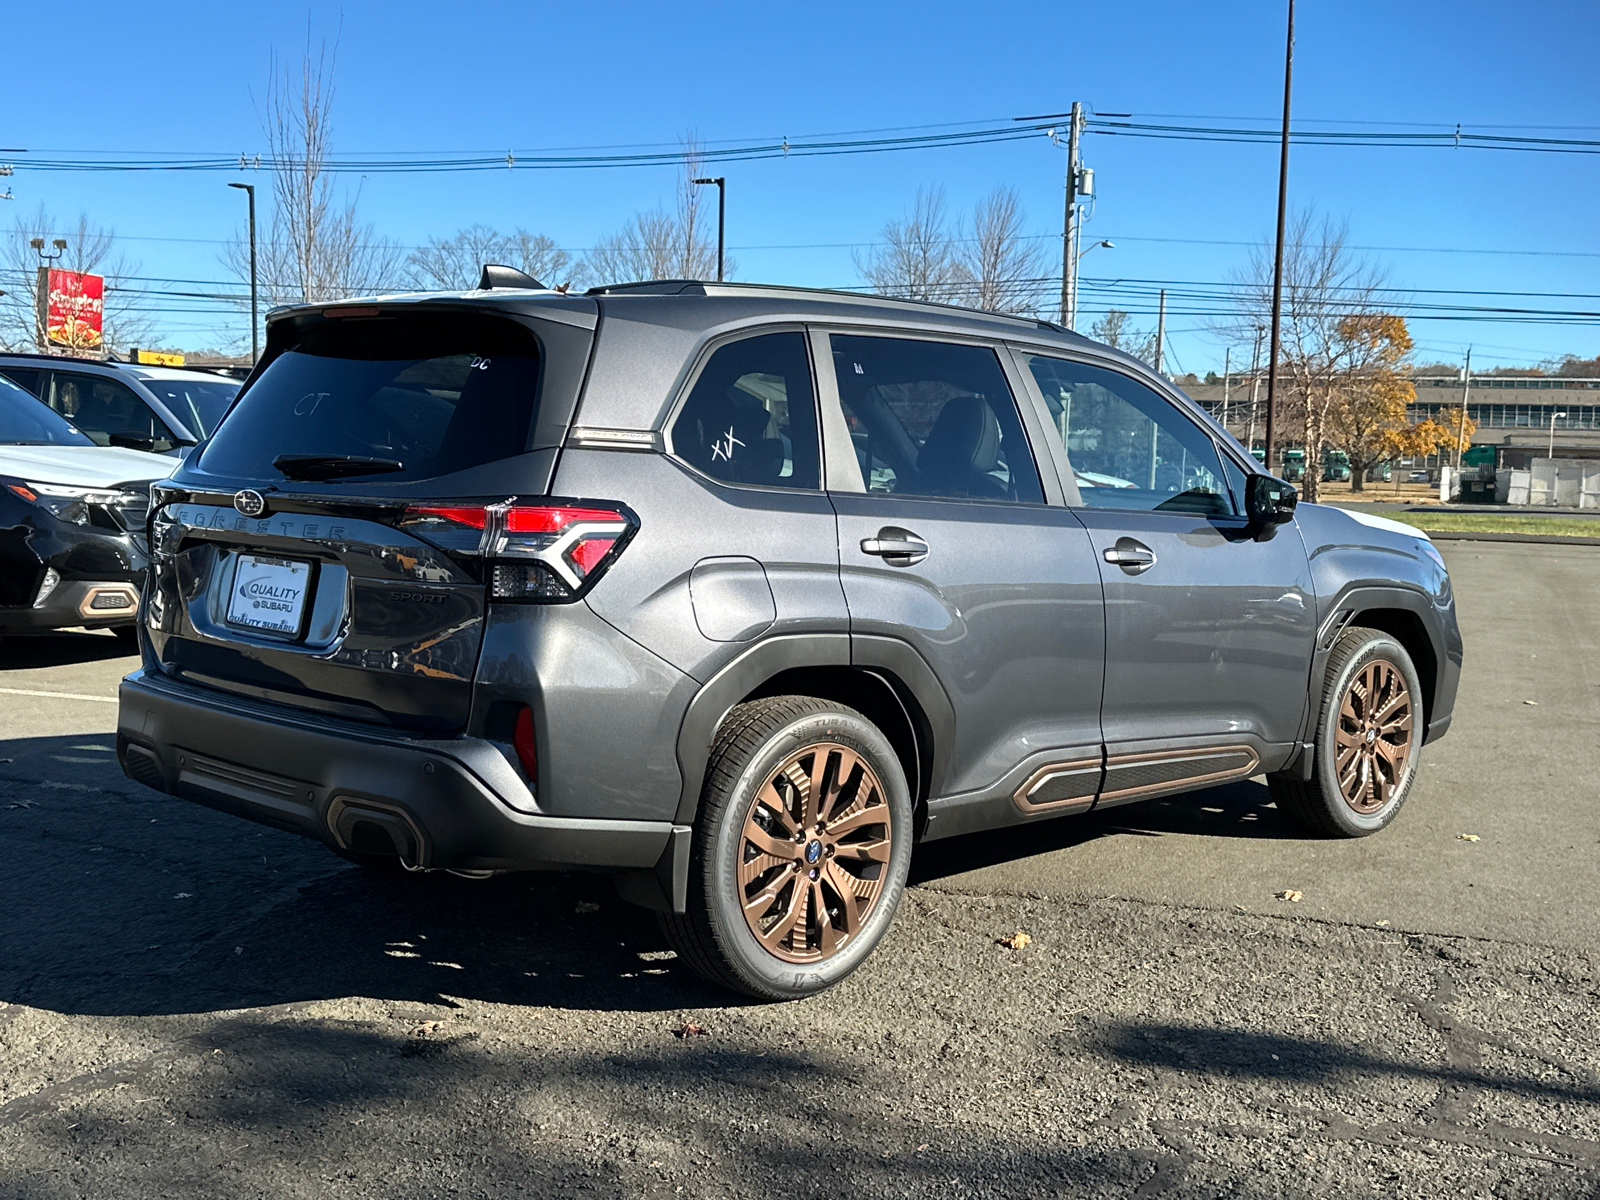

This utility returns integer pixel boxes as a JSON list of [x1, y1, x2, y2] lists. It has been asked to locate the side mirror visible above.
[[1246, 474, 1298, 530]]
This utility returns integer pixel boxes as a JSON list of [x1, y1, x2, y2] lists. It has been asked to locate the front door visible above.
[[1016, 352, 1316, 804], [817, 331, 1106, 823]]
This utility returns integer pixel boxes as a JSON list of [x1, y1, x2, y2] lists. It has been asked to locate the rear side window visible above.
[[670, 332, 820, 490], [828, 335, 1043, 503], [49, 372, 180, 452], [198, 315, 541, 483]]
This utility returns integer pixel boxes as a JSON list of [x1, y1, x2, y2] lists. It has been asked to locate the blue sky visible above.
[[5, 0, 1597, 371]]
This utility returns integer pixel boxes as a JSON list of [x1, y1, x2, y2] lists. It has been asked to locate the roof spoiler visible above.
[[479, 263, 544, 290]]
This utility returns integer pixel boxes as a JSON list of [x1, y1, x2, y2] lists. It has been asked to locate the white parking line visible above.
[[0, 687, 118, 705]]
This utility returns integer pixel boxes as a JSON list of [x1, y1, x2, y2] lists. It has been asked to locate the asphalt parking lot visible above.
[[2, 540, 1597, 1199]]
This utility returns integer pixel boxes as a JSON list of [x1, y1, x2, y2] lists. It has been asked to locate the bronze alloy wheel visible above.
[[737, 741, 892, 964], [1333, 657, 1414, 814]]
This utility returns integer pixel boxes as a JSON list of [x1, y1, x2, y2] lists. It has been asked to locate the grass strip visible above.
[[1379, 511, 1600, 538]]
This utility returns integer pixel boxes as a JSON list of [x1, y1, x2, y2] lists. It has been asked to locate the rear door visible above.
[[817, 330, 1105, 818], [147, 305, 592, 731], [46, 371, 183, 453], [1015, 351, 1316, 801]]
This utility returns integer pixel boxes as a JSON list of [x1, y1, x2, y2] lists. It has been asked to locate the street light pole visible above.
[[691, 177, 725, 281], [228, 182, 258, 363], [1549, 412, 1567, 461], [1264, 0, 1295, 476]]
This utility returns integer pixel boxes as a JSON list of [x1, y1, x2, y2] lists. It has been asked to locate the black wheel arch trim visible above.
[[1295, 583, 1457, 756], [670, 632, 956, 827]]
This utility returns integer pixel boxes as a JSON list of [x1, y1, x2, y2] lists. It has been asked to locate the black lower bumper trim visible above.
[[116, 670, 673, 873]]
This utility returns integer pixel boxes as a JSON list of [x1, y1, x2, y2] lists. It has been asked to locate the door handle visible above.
[[860, 527, 928, 566], [1103, 537, 1156, 574]]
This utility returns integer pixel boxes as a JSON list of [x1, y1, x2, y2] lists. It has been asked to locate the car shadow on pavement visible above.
[[1091, 1021, 1600, 1107], [910, 777, 1299, 886], [0, 1016, 1248, 1199], [0, 629, 136, 670], [0, 733, 726, 1020]]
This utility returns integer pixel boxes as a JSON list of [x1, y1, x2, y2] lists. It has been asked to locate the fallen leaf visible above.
[[673, 1022, 708, 1039], [996, 931, 1033, 950], [1275, 890, 1303, 902], [409, 1020, 445, 1038], [1523, 699, 1538, 706], [1457, 833, 1480, 842], [1375, 920, 1391, 927], [574, 901, 600, 914], [1233, 905, 1247, 914]]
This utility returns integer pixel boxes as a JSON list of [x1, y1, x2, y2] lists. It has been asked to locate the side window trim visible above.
[[660, 324, 825, 493], [1002, 343, 1079, 507], [808, 327, 865, 493], [1014, 348, 1240, 517]]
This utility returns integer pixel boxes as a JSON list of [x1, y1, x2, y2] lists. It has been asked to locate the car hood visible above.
[[0, 443, 177, 489]]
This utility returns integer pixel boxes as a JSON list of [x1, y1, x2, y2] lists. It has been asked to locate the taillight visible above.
[[397, 498, 636, 603], [512, 706, 537, 781]]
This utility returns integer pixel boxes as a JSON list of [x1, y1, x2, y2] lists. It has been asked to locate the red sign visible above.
[[38, 268, 104, 350]]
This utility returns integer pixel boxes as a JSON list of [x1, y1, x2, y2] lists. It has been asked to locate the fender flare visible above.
[[1292, 583, 1452, 772], [671, 633, 956, 826]]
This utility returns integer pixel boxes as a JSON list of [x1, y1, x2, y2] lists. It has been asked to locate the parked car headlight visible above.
[[5, 480, 125, 525]]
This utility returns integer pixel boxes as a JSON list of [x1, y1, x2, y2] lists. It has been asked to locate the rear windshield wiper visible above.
[[273, 453, 405, 481]]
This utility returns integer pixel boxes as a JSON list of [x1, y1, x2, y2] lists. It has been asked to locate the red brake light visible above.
[[567, 536, 617, 575], [504, 506, 624, 533], [512, 705, 537, 780]]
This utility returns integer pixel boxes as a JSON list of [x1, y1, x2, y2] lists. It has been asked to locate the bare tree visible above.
[[584, 135, 727, 285], [955, 186, 1047, 314], [406, 225, 574, 291], [226, 35, 401, 321], [1224, 211, 1396, 501], [855, 187, 964, 303], [1090, 308, 1158, 366], [0, 205, 152, 353]]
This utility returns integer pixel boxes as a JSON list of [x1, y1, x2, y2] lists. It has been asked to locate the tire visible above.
[[659, 696, 913, 1001], [1270, 626, 1425, 837]]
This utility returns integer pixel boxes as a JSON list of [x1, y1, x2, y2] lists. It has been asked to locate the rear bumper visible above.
[[116, 669, 674, 873], [0, 578, 142, 632]]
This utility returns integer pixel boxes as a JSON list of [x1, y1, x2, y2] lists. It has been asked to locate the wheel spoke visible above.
[[841, 836, 891, 864], [824, 804, 886, 838], [823, 861, 864, 936], [743, 824, 800, 861], [818, 750, 858, 824], [743, 863, 798, 918]]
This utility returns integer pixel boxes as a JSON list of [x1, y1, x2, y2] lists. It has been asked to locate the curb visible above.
[[1424, 530, 1600, 547]]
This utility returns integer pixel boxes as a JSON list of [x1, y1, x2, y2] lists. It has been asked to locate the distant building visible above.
[[1182, 375, 1600, 470]]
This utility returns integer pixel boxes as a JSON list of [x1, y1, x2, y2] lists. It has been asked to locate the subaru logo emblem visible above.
[[805, 840, 823, 865], [234, 489, 267, 518]]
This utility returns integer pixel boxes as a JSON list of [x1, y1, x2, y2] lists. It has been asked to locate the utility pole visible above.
[[1264, 0, 1295, 475], [692, 176, 726, 282], [1153, 289, 1166, 375], [1221, 346, 1232, 430], [1060, 101, 1082, 328], [1247, 325, 1264, 457], [1454, 346, 1471, 469], [228, 182, 258, 363]]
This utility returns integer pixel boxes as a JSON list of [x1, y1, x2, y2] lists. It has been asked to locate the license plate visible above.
[[226, 554, 313, 637]]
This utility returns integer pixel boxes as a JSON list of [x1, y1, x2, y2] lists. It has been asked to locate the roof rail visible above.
[[584, 278, 1077, 337]]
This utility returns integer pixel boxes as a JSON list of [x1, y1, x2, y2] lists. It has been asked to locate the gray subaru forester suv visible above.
[[117, 273, 1462, 1000]]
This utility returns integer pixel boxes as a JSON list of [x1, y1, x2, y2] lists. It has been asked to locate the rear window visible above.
[[197, 315, 541, 483], [135, 376, 240, 437]]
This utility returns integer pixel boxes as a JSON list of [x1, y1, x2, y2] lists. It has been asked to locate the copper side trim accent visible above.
[[1011, 756, 1103, 815], [1098, 744, 1262, 806]]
